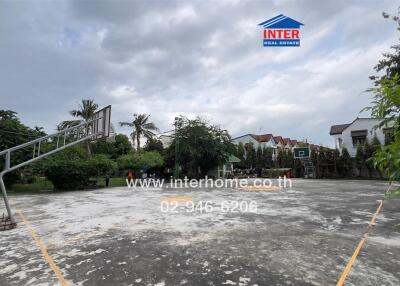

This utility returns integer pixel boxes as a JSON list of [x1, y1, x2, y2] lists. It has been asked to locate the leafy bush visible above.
[[87, 154, 117, 177], [117, 151, 164, 171], [43, 160, 93, 190], [37, 146, 117, 190]]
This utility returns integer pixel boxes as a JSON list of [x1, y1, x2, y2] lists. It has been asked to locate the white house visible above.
[[330, 117, 394, 157], [231, 133, 302, 160]]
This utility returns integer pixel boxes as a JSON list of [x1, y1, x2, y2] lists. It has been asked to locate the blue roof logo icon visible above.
[[258, 14, 304, 47]]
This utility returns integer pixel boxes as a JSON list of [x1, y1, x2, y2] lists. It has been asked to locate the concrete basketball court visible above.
[[0, 179, 399, 286]]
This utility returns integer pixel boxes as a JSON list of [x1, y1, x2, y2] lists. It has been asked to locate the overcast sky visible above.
[[1, 0, 399, 146]]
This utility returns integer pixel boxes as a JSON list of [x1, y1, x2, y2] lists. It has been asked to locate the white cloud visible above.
[[0, 0, 398, 147]]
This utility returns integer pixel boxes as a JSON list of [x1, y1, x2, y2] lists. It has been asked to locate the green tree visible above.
[[355, 146, 366, 177], [113, 134, 132, 157], [332, 149, 340, 176], [370, 10, 400, 85], [244, 143, 256, 169], [283, 149, 293, 168], [255, 146, 263, 168], [262, 147, 273, 168], [91, 134, 132, 159], [236, 142, 245, 160], [276, 149, 284, 168], [0, 110, 46, 185], [144, 138, 164, 152], [368, 77, 400, 185], [311, 150, 319, 177], [36, 145, 116, 190], [117, 151, 164, 171], [119, 114, 159, 150], [293, 158, 302, 177], [365, 9, 400, 192], [364, 141, 376, 177], [371, 136, 382, 151], [59, 99, 98, 154], [318, 150, 328, 178], [338, 148, 353, 177], [166, 117, 234, 177]]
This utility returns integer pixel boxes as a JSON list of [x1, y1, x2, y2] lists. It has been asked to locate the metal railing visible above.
[[0, 118, 104, 226]]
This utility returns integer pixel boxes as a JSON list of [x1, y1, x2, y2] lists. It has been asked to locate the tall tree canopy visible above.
[[59, 99, 99, 154], [366, 9, 400, 193], [166, 116, 235, 178], [0, 110, 46, 185], [119, 113, 159, 150], [370, 11, 400, 84]]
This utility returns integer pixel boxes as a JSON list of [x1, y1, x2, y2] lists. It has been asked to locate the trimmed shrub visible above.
[[117, 151, 164, 171], [37, 146, 117, 190]]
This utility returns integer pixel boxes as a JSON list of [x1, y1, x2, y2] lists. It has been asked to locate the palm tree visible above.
[[119, 114, 159, 150], [59, 99, 98, 154]]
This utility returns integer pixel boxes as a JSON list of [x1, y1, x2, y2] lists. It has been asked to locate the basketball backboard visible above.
[[91, 105, 111, 140], [293, 147, 310, 159]]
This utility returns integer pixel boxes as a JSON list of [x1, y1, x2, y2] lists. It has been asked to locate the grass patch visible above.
[[385, 187, 400, 198], [96, 177, 127, 188], [9, 178, 54, 193], [9, 177, 127, 193]]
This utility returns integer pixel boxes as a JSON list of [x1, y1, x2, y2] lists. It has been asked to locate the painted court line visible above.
[[239, 185, 281, 192], [336, 198, 385, 286], [17, 210, 70, 286], [161, 196, 193, 203]]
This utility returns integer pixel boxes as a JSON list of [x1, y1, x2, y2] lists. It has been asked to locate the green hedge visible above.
[[36, 146, 117, 190]]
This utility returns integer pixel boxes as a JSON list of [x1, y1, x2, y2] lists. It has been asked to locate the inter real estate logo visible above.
[[258, 14, 304, 47]]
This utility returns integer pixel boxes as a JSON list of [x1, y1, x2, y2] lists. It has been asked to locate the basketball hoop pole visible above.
[[0, 106, 111, 229], [0, 173, 15, 224]]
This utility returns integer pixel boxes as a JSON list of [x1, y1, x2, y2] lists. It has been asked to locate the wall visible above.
[[231, 135, 260, 148], [339, 118, 385, 157]]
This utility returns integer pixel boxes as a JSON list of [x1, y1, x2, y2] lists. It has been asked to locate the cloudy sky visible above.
[[1, 0, 399, 146]]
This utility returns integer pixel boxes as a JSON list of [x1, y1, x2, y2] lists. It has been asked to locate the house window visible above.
[[351, 130, 367, 146], [383, 128, 395, 144], [352, 136, 366, 146]]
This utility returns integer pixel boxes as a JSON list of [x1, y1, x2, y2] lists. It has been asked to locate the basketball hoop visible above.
[[90, 105, 111, 140]]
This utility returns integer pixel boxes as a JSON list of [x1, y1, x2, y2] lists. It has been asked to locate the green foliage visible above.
[[36, 146, 116, 190], [166, 116, 234, 177], [373, 131, 400, 182], [43, 160, 93, 190], [87, 154, 117, 177], [337, 148, 353, 177], [244, 143, 256, 169], [262, 147, 273, 168], [117, 151, 164, 171], [91, 134, 132, 159], [113, 134, 132, 156], [144, 138, 164, 152], [366, 74, 400, 184], [276, 149, 284, 168], [91, 140, 116, 157], [58, 99, 99, 154], [0, 110, 46, 186], [255, 146, 263, 168], [366, 75, 400, 129], [120, 113, 159, 150], [235, 142, 245, 168], [366, 12, 400, 195], [293, 158, 302, 177], [236, 142, 245, 160], [370, 11, 400, 85], [355, 146, 365, 168], [283, 150, 293, 168]]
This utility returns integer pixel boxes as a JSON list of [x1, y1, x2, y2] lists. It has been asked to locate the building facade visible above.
[[330, 118, 394, 157], [231, 133, 300, 160]]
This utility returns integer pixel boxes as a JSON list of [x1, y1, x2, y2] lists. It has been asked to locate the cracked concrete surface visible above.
[[0, 179, 399, 286]]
